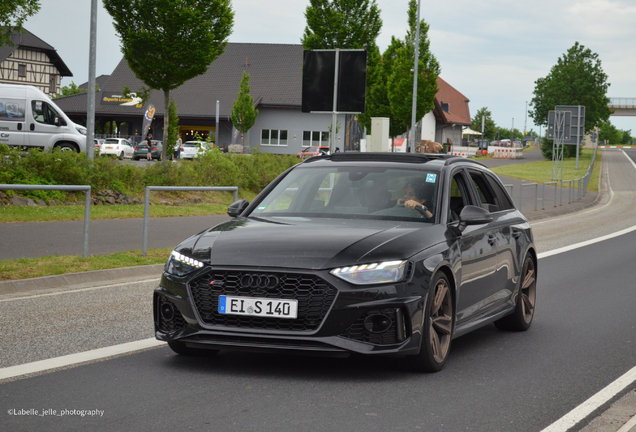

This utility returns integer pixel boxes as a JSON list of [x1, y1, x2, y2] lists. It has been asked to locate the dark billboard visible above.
[[302, 50, 367, 113]]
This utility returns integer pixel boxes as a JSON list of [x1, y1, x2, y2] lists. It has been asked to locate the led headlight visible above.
[[330, 260, 408, 285], [165, 251, 205, 276]]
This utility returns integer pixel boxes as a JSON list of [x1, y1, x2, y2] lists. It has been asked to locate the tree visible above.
[[529, 42, 612, 135], [103, 0, 234, 161], [52, 81, 100, 99], [302, 0, 383, 138], [0, 0, 40, 47], [386, 0, 440, 137], [230, 71, 258, 148], [166, 100, 179, 156], [599, 121, 632, 145], [301, 0, 382, 50], [471, 107, 497, 141]]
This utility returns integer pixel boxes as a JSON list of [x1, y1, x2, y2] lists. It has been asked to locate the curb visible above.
[[0, 264, 164, 296]]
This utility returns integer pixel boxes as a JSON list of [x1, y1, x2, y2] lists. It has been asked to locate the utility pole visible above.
[[86, 0, 97, 159], [409, 0, 421, 153]]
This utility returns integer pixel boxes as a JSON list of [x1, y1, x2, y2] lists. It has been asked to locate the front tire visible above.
[[406, 273, 454, 372], [494, 255, 536, 331]]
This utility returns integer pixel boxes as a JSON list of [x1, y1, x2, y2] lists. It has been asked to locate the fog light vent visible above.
[[363, 314, 392, 333]]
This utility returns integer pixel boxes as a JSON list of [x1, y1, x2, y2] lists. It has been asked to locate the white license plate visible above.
[[219, 296, 298, 319]]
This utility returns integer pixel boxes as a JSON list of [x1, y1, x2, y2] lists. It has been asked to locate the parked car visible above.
[[181, 141, 210, 159], [297, 145, 329, 158], [94, 139, 105, 152], [133, 140, 163, 161], [99, 138, 134, 159], [154, 153, 537, 372]]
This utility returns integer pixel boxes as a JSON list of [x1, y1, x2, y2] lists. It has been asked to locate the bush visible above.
[[0, 144, 300, 202]]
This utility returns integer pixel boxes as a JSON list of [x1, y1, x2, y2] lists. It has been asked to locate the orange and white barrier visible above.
[[493, 147, 524, 159], [448, 146, 477, 158]]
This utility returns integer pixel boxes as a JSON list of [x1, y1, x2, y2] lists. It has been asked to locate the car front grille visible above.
[[189, 271, 337, 331]]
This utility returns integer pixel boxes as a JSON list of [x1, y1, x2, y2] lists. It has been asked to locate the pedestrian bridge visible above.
[[609, 98, 636, 116]]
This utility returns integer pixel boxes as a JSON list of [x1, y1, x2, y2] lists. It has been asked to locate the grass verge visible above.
[[0, 249, 172, 281], [0, 149, 602, 281], [0, 191, 258, 223], [489, 149, 602, 192]]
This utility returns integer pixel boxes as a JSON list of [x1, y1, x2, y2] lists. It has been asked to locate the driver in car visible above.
[[397, 179, 434, 219]]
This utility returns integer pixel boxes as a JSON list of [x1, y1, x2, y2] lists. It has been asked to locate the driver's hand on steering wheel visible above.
[[404, 199, 433, 218]]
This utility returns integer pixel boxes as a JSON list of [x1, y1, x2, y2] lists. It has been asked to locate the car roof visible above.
[[300, 152, 487, 170]]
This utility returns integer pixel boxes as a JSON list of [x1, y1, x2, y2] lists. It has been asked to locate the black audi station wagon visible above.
[[154, 153, 537, 372]]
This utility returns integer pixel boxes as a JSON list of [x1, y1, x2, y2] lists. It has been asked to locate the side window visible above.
[[31, 101, 59, 125], [468, 170, 500, 212], [485, 173, 515, 211], [448, 172, 470, 222]]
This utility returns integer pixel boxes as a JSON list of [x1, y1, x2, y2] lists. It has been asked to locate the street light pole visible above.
[[86, 0, 97, 160], [524, 101, 528, 140], [409, 0, 421, 153]]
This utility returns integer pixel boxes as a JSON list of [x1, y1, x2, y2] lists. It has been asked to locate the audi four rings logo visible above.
[[240, 274, 279, 289]]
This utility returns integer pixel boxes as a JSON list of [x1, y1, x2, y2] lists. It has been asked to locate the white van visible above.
[[0, 84, 87, 153]]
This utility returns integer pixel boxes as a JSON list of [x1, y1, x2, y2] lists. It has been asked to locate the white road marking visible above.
[[3, 148, 636, 430], [540, 149, 636, 432], [537, 224, 636, 259], [540, 365, 636, 432], [0, 338, 165, 381]]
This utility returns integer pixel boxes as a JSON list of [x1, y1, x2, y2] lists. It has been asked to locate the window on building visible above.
[[49, 76, 56, 93], [18, 64, 26, 77], [302, 130, 330, 147], [261, 129, 288, 146]]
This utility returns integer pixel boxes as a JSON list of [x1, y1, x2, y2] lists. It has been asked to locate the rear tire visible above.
[[118, 151, 124, 160], [494, 255, 536, 331], [406, 273, 454, 372], [168, 341, 219, 357]]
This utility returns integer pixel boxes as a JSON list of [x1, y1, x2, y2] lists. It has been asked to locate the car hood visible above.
[[174, 217, 446, 270]]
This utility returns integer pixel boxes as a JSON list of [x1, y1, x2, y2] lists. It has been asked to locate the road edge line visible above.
[[540, 364, 636, 432], [0, 338, 165, 381]]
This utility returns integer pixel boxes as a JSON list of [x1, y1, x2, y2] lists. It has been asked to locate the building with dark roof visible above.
[[0, 28, 72, 96], [54, 43, 338, 153], [52, 42, 472, 154]]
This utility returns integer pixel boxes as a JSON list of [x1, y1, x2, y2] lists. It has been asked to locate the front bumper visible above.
[[154, 266, 428, 356]]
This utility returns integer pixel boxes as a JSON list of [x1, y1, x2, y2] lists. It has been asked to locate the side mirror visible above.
[[457, 205, 493, 232], [227, 199, 249, 217]]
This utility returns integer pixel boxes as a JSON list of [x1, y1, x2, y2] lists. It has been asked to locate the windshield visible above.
[[250, 166, 439, 222]]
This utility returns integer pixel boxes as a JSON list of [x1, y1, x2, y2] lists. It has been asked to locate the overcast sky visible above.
[[23, 0, 636, 134]]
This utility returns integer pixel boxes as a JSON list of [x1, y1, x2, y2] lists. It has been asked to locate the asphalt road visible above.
[[1, 229, 636, 432], [2, 148, 636, 432]]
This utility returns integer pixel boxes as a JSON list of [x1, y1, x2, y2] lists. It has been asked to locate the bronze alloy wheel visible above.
[[520, 257, 536, 324], [429, 276, 453, 363], [407, 273, 454, 372], [494, 255, 537, 331]]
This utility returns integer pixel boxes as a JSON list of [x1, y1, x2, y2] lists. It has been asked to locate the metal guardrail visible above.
[[0, 184, 91, 258], [142, 186, 239, 255], [505, 145, 599, 213]]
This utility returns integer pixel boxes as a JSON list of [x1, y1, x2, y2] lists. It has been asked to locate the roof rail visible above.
[[303, 152, 434, 164], [444, 157, 487, 167]]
